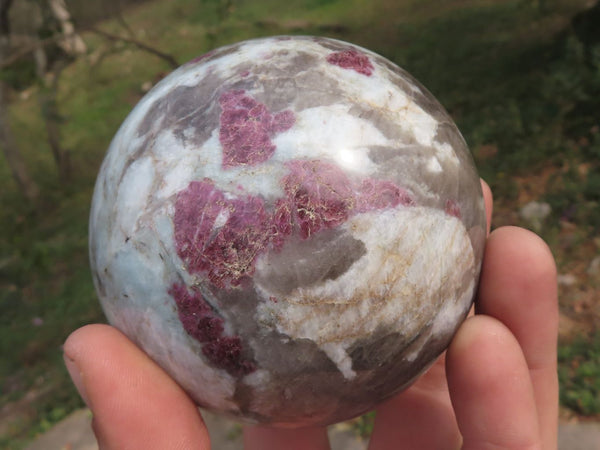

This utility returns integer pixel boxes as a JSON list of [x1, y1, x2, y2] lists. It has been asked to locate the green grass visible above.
[[0, 183, 102, 448], [559, 332, 600, 415], [1, 0, 599, 446]]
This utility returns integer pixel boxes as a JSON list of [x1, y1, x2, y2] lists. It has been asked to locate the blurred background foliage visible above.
[[1, 0, 599, 447]]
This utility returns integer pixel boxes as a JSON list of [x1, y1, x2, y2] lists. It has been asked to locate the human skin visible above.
[[63, 180, 558, 449]]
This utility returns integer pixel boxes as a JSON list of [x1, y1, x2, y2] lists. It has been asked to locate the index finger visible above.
[[476, 226, 558, 449]]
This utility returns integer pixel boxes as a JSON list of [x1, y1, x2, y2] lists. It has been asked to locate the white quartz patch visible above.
[[114, 156, 155, 236], [255, 206, 476, 379], [272, 104, 386, 175], [433, 141, 460, 167], [327, 57, 440, 148], [426, 156, 443, 173]]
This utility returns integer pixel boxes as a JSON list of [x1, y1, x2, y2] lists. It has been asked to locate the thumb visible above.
[[63, 324, 210, 450]]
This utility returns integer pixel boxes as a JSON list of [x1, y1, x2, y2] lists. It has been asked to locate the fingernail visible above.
[[64, 353, 90, 407]]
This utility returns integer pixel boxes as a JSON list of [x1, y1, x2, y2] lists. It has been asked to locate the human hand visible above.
[[64, 180, 558, 449]]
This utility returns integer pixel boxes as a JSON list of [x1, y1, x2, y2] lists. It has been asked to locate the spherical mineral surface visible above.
[[89, 36, 486, 427]]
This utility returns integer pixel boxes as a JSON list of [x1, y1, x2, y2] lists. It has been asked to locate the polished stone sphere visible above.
[[89, 36, 486, 427]]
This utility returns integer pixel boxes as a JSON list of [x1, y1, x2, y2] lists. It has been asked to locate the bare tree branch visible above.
[[89, 26, 179, 69], [0, 33, 65, 70], [0, 0, 13, 37], [0, 26, 179, 71]]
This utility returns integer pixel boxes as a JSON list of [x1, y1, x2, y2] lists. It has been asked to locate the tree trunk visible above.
[[47, 0, 86, 56], [0, 0, 12, 36], [31, 0, 81, 182], [0, 2, 39, 202], [39, 63, 71, 182], [0, 79, 40, 201]]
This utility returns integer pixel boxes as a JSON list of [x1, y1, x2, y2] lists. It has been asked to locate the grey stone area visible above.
[[253, 229, 367, 294], [558, 422, 600, 450], [25, 409, 97, 450]]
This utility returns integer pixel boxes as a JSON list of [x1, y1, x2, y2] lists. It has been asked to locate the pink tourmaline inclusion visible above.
[[168, 283, 255, 376], [326, 49, 374, 76], [283, 160, 414, 238], [173, 179, 273, 289], [173, 161, 414, 286], [445, 199, 462, 219], [219, 90, 295, 167]]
